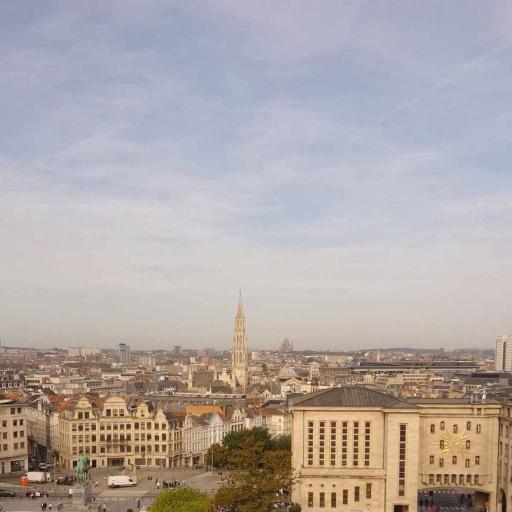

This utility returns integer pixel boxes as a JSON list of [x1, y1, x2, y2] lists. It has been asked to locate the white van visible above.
[[107, 475, 136, 488], [26, 471, 51, 483]]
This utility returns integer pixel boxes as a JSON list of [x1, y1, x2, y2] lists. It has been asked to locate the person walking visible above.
[[68, 488, 73, 500], [156, 481, 160, 491], [48, 503, 53, 511], [137, 500, 141, 509]]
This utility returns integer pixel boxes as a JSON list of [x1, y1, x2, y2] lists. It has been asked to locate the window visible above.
[[439, 458, 444, 468], [429, 455, 434, 464], [308, 492, 313, 508], [366, 483, 372, 499], [476, 424, 481, 434], [354, 486, 360, 502], [318, 421, 325, 466], [319, 492, 325, 508], [353, 421, 359, 466], [307, 421, 314, 466], [364, 422, 371, 467], [440, 421, 445, 430], [430, 424, 435, 433], [398, 424, 406, 497], [331, 492, 336, 508], [342, 490, 348, 505], [467, 421, 471, 431], [474, 475, 479, 485], [475, 456, 480, 465], [330, 421, 337, 466], [466, 440, 471, 449], [440, 440, 445, 449], [465, 459, 470, 468], [341, 422, 348, 466], [452, 456, 457, 465], [453, 424, 458, 433], [444, 474, 449, 485], [429, 474, 434, 485]]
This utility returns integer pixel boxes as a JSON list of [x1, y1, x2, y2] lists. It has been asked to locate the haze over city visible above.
[[1, 2, 511, 349]]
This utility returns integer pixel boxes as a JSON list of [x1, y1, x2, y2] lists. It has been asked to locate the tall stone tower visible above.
[[231, 291, 248, 391]]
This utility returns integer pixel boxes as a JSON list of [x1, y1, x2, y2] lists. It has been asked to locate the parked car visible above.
[[26, 491, 42, 498], [57, 476, 74, 486], [0, 489, 15, 497]]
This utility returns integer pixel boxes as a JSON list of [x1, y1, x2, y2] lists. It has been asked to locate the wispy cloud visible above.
[[0, 1, 511, 349]]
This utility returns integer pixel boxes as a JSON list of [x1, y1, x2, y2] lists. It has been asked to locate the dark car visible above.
[[0, 489, 15, 497], [57, 476, 74, 485]]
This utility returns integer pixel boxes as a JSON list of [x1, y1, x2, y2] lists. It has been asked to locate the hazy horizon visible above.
[[1, 2, 511, 351]]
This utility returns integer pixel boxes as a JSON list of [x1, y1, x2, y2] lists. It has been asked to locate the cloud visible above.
[[0, 2, 511, 349]]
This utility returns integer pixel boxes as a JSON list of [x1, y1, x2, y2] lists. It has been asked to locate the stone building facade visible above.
[[291, 387, 502, 512], [0, 399, 28, 475]]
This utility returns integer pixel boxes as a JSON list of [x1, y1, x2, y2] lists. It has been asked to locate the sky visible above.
[[1, 1, 511, 351]]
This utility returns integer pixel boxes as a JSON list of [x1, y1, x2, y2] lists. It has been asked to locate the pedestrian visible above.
[[157, 481, 160, 490], [49, 503, 53, 511], [102, 503, 107, 512], [41, 503, 45, 512], [137, 500, 141, 509], [68, 488, 73, 500]]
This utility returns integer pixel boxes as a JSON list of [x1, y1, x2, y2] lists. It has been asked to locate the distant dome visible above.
[[278, 367, 298, 380]]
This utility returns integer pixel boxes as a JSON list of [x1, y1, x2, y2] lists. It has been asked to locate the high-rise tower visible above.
[[231, 291, 248, 391]]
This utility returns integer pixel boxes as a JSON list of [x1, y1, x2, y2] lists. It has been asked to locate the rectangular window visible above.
[[354, 486, 360, 502], [467, 421, 471, 431], [398, 424, 407, 496], [331, 492, 336, 508], [341, 422, 348, 466], [307, 421, 314, 466], [308, 492, 313, 508], [453, 424, 458, 433], [475, 456, 480, 465], [319, 492, 325, 508], [440, 421, 445, 430], [429, 455, 434, 464], [366, 483, 371, 499], [430, 424, 435, 433], [353, 421, 359, 466], [364, 421, 371, 467], [466, 440, 471, 449], [476, 424, 481, 434], [330, 421, 337, 466], [319, 421, 325, 466], [439, 458, 444, 467], [465, 459, 470, 468], [452, 456, 457, 465], [342, 490, 348, 505]]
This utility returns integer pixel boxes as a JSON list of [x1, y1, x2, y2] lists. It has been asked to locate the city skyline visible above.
[[1, 2, 512, 349]]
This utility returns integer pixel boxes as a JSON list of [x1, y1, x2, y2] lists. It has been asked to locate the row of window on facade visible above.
[[70, 422, 168, 431], [71, 444, 167, 455], [1, 419, 24, 427], [430, 455, 479, 467], [427, 473, 481, 486], [2, 430, 24, 439], [307, 420, 371, 467], [307, 484, 372, 508], [70, 433, 168, 443], [430, 422, 481, 433], [0, 442, 25, 451]]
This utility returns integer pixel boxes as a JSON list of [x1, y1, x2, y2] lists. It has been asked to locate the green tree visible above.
[[150, 488, 210, 512], [222, 427, 272, 452], [269, 434, 291, 451], [206, 442, 229, 468]]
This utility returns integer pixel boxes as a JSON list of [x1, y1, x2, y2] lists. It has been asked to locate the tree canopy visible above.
[[150, 488, 210, 512], [210, 427, 294, 512]]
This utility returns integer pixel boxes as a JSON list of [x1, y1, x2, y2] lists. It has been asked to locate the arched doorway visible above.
[[498, 488, 507, 512]]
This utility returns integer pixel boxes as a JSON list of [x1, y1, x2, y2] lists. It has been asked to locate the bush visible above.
[[149, 488, 210, 512]]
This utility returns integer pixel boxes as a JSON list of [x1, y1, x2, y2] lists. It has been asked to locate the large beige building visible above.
[[0, 399, 28, 475], [291, 387, 503, 512], [58, 396, 183, 470]]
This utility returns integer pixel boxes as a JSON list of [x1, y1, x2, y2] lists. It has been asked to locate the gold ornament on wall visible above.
[[437, 430, 471, 456]]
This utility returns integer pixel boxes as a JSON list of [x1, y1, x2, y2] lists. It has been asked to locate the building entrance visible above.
[[418, 488, 490, 511]]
